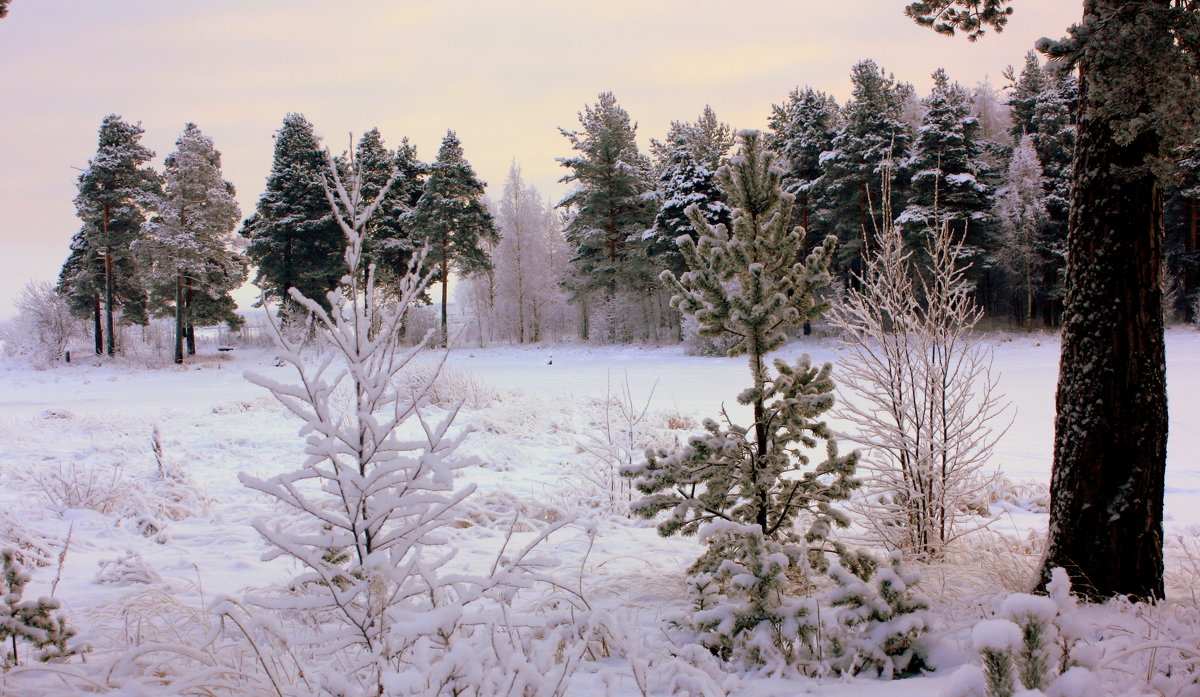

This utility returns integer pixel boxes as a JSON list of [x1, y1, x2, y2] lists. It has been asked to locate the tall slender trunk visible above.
[[1039, 0, 1167, 601], [174, 269, 184, 365], [92, 293, 103, 355], [440, 254, 449, 349], [102, 203, 115, 357]]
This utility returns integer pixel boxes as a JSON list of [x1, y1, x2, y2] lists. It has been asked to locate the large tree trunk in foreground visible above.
[[1039, 0, 1167, 601]]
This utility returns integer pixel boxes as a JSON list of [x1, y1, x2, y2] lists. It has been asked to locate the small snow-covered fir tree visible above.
[[1, 548, 85, 668], [239, 142, 475, 693], [624, 130, 858, 666]]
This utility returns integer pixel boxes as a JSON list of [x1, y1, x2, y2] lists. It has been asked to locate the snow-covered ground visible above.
[[0, 327, 1197, 695]]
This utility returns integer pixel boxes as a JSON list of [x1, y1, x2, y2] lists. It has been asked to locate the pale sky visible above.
[[0, 0, 1080, 319]]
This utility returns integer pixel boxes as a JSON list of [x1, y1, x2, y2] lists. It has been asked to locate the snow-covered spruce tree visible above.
[[410, 130, 499, 348], [557, 92, 661, 342], [649, 137, 732, 279], [354, 128, 427, 299], [1, 548, 85, 668], [821, 60, 912, 277], [899, 68, 993, 273], [138, 123, 244, 364], [237, 145, 477, 693], [767, 86, 840, 237], [61, 114, 159, 356], [623, 131, 858, 666], [992, 135, 1049, 327], [241, 113, 345, 315], [830, 179, 1007, 561]]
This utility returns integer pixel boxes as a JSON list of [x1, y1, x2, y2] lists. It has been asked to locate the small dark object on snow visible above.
[[547, 355, 553, 365], [217, 346, 235, 352]]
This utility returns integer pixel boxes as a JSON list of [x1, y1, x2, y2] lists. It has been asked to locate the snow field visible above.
[[0, 327, 1197, 695]]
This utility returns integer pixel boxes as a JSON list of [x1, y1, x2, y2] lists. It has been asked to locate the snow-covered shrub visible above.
[[0, 511, 54, 570], [1, 548, 86, 668], [825, 549, 931, 678], [397, 360, 499, 409], [830, 186, 1009, 560], [94, 551, 161, 585], [33, 461, 129, 515], [564, 380, 678, 516], [625, 132, 857, 669], [148, 423, 211, 520], [0, 281, 80, 367], [948, 569, 1101, 697]]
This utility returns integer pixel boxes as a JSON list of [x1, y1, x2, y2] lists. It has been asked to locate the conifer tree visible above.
[[557, 92, 658, 341], [908, 0, 1195, 601], [241, 113, 343, 314], [649, 138, 732, 277], [901, 68, 994, 288], [62, 114, 159, 356], [624, 132, 857, 661], [411, 130, 499, 347], [139, 123, 244, 364], [768, 87, 840, 237], [354, 129, 426, 297], [822, 60, 912, 275], [1004, 52, 1047, 141]]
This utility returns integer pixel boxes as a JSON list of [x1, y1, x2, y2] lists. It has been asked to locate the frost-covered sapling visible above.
[[238, 140, 475, 692], [624, 130, 858, 666], [973, 619, 1021, 697], [1, 548, 85, 669]]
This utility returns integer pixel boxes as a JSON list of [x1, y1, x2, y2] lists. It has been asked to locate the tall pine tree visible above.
[[768, 87, 840, 238], [61, 114, 159, 356], [353, 129, 426, 297], [908, 0, 1194, 601], [822, 60, 913, 276], [138, 123, 244, 364], [557, 92, 658, 341], [410, 130, 499, 347], [241, 114, 343, 314]]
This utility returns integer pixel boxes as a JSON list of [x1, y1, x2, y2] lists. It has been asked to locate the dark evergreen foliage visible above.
[[648, 139, 731, 277], [241, 113, 344, 313], [768, 87, 840, 239], [60, 114, 159, 356], [411, 130, 499, 347]]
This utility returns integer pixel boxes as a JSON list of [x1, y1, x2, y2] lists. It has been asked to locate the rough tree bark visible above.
[[1038, 0, 1169, 601]]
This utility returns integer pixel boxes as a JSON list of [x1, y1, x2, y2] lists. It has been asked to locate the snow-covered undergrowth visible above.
[[0, 328, 1198, 695]]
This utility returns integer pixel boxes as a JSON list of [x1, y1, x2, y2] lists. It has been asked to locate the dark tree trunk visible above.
[[1039, 0, 1167, 601], [440, 255, 449, 349], [92, 294, 103, 355], [102, 203, 115, 357], [174, 269, 184, 365], [185, 284, 196, 356]]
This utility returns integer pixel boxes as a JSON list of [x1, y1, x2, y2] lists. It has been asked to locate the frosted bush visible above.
[[95, 551, 161, 585], [397, 360, 499, 409]]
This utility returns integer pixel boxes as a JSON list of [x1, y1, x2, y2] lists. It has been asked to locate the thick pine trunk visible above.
[[1039, 0, 1167, 601]]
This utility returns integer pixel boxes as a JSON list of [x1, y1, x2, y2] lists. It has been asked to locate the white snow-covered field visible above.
[[1, 328, 1198, 696]]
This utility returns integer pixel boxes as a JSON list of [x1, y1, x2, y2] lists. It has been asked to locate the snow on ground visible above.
[[0, 327, 1198, 695]]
